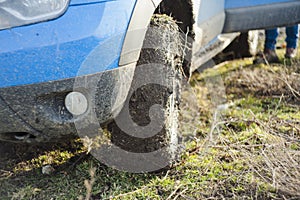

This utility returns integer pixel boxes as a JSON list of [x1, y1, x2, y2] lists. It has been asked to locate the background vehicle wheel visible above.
[[214, 30, 259, 63], [104, 14, 184, 171]]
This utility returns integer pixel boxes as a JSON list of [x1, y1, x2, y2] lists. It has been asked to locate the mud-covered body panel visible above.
[[0, 65, 135, 142]]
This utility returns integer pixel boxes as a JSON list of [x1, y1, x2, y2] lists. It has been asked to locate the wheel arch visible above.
[[155, 0, 194, 37], [119, 0, 194, 70]]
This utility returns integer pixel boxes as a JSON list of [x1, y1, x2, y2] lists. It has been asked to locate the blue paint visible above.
[[70, 0, 116, 6], [1, 0, 296, 88], [225, 0, 298, 9], [0, 0, 136, 88]]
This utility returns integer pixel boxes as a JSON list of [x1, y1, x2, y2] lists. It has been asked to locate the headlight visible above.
[[0, 0, 70, 30]]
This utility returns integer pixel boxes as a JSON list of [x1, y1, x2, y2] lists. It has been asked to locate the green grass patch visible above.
[[1, 58, 300, 199]]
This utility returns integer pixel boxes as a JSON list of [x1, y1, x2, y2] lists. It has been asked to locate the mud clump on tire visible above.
[[105, 14, 184, 170]]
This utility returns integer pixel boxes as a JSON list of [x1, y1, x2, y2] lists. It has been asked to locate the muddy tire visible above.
[[106, 14, 183, 171]]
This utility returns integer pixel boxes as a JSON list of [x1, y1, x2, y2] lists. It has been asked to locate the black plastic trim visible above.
[[223, 2, 300, 33], [0, 65, 134, 142]]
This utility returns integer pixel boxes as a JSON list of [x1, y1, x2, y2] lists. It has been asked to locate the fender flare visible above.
[[119, 0, 162, 66]]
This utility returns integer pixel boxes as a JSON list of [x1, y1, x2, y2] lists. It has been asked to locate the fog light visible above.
[[65, 92, 88, 116]]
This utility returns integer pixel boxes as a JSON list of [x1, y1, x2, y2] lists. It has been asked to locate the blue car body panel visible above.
[[225, 0, 297, 9], [0, 0, 298, 88], [0, 0, 136, 88], [70, 0, 116, 5]]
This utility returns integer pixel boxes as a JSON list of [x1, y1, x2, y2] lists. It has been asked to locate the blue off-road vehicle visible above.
[[1, 0, 300, 171]]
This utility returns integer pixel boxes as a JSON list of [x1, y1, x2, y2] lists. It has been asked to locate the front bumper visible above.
[[0, 0, 136, 88], [0, 64, 135, 142], [0, 0, 138, 142]]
